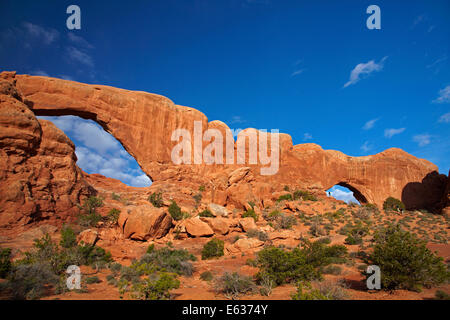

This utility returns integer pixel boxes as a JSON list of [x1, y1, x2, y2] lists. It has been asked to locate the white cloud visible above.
[[413, 134, 431, 147], [230, 116, 245, 124], [291, 69, 305, 77], [360, 141, 372, 152], [67, 33, 94, 49], [303, 133, 313, 141], [344, 56, 387, 88], [362, 118, 379, 130], [384, 128, 405, 138], [30, 70, 50, 77], [432, 85, 450, 104], [66, 46, 94, 67], [39, 116, 151, 187], [438, 112, 450, 123], [22, 22, 59, 45], [327, 186, 359, 204]]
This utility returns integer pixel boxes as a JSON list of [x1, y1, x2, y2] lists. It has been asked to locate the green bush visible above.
[[60, 225, 77, 249], [200, 271, 214, 282], [435, 290, 450, 300], [148, 192, 163, 208], [292, 280, 348, 300], [365, 225, 449, 291], [276, 214, 297, 230], [193, 193, 202, 205], [291, 282, 330, 300], [78, 196, 103, 227], [106, 208, 121, 225], [85, 276, 101, 284], [0, 248, 12, 278], [293, 190, 318, 201], [246, 229, 269, 242], [168, 201, 183, 221], [202, 239, 224, 260], [383, 197, 405, 212], [199, 209, 215, 218], [214, 272, 256, 299], [137, 245, 196, 276], [277, 194, 293, 202], [242, 208, 258, 221], [7, 262, 59, 300], [131, 272, 180, 300], [111, 192, 121, 201], [255, 240, 347, 286], [199, 185, 206, 192]]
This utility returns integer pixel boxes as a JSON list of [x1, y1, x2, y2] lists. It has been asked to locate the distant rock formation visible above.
[[0, 71, 447, 229]]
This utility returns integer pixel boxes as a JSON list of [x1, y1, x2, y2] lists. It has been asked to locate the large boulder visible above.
[[183, 218, 214, 237], [239, 217, 257, 232], [119, 205, 173, 240], [200, 217, 230, 235], [77, 229, 99, 246], [208, 203, 230, 217]]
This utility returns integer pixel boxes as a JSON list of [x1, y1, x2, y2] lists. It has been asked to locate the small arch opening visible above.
[[326, 183, 366, 205], [37, 115, 152, 187]]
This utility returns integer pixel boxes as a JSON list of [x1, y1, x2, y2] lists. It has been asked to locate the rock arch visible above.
[[6, 72, 446, 210]]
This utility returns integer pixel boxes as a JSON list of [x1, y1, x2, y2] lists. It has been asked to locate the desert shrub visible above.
[[353, 204, 379, 220], [200, 271, 213, 282], [85, 276, 101, 284], [383, 197, 405, 212], [259, 274, 274, 296], [344, 221, 369, 245], [277, 194, 293, 202], [106, 208, 121, 225], [365, 225, 449, 291], [214, 272, 256, 299], [435, 290, 450, 300], [310, 217, 326, 237], [283, 185, 290, 192], [168, 201, 183, 221], [291, 282, 329, 300], [131, 272, 180, 300], [246, 229, 269, 242], [293, 190, 317, 201], [292, 280, 348, 300], [199, 185, 206, 192], [199, 209, 215, 218], [242, 208, 258, 221], [276, 214, 297, 230], [60, 225, 77, 249], [322, 265, 342, 275], [202, 239, 224, 260], [8, 262, 59, 300], [255, 240, 347, 286], [193, 193, 202, 205], [0, 248, 12, 278], [148, 192, 163, 208], [111, 192, 121, 201], [77, 196, 103, 227], [137, 245, 196, 276]]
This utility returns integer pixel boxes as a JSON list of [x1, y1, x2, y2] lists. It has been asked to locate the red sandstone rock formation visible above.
[[0, 71, 448, 230], [0, 72, 92, 228]]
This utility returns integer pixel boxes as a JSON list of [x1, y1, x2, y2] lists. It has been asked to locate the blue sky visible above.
[[1, 1, 449, 200]]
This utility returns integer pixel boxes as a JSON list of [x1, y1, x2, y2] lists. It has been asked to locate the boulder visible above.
[[200, 217, 229, 235], [227, 238, 264, 254], [208, 203, 230, 217], [184, 218, 214, 237], [77, 229, 99, 246], [239, 217, 257, 232], [121, 205, 173, 240]]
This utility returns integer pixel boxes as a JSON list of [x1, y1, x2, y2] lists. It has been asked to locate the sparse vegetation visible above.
[[78, 196, 103, 227], [0, 248, 12, 278], [383, 197, 405, 213], [246, 229, 269, 242], [106, 208, 121, 225], [242, 208, 258, 221], [202, 239, 224, 260], [365, 225, 449, 291], [200, 271, 214, 282], [148, 192, 163, 208], [168, 200, 183, 221], [199, 209, 215, 218], [255, 239, 347, 286], [214, 272, 256, 299]]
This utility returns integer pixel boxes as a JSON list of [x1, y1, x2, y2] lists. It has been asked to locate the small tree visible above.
[[202, 239, 224, 260], [365, 225, 449, 291], [148, 192, 163, 208], [0, 248, 12, 278], [60, 225, 77, 248], [383, 197, 405, 212], [168, 201, 183, 221]]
